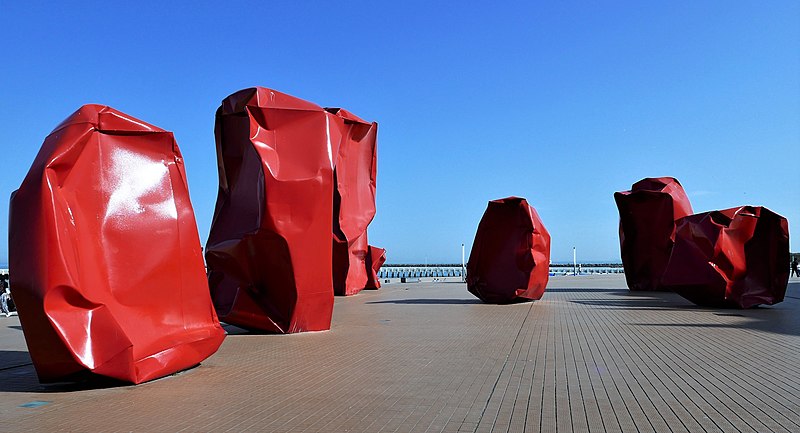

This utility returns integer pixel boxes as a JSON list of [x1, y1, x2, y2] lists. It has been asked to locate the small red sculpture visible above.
[[661, 206, 790, 308], [9, 105, 225, 384], [614, 177, 694, 291], [365, 245, 387, 289], [328, 108, 379, 296], [467, 197, 550, 303]]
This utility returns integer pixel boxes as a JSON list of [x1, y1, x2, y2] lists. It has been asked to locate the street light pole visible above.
[[573, 246, 577, 276]]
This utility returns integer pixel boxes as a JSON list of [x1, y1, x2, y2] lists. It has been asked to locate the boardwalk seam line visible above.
[[477, 301, 534, 432]]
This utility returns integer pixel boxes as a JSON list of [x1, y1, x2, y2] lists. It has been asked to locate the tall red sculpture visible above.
[[207, 88, 346, 332], [467, 197, 550, 303], [9, 105, 225, 384], [661, 206, 790, 308], [614, 177, 694, 291], [328, 108, 380, 296]]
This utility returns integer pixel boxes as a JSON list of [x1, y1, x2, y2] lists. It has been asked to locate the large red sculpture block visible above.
[[467, 197, 550, 303], [614, 177, 694, 291], [329, 108, 380, 296], [9, 105, 225, 384], [661, 206, 790, 308], [207, 87, 342, 333]]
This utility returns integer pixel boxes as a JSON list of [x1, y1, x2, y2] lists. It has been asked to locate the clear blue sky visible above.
[[1, 2, 798, 265]]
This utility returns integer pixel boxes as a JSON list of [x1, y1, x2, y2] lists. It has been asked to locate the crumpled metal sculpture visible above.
[[329, 108, 379, 296], [9, 105, 225, 384], [467, 197, 550, 303], [614, 177, 694, 291], [365, 245, 387, 289], [661, 206, 790, 308], [207, 87, 343, 333]]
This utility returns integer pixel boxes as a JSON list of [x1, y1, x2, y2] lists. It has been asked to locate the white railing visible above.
[[377, 265, 624, 280]]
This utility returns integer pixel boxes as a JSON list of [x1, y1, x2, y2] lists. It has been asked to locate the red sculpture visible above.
[[467, 197, 550, 303], [661, 206, 790, 308], [614, 177, 694, 291], [206, 87, 343, 332], [329, 108, 379, 296], [365, 245, 387, 289], [9, 105, 225, 384]]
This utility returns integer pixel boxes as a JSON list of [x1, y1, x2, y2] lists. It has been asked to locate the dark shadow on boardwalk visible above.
[[0, 355, 40, 393], [545, 287, 622, 293], [562, 285, 800, 337], [220, 323, 289, 336], [586, 282, 800, 337], [367, 298, 483, 305], [631, 306, 800, 337], [561, 287, 692, 310], [632, 319, 800, 338], [0, 350, 32, 371], [569, 299, 698, 311], [0, 352, 201, 393]]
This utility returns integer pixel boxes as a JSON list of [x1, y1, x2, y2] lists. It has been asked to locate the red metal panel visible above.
[[206, 88, 338, 332], [662, 206, 790, 308], [466, 197, 550, 303], [365, 245, 387, 289], [614, 177, 694, 291], [8, 105, 225, 384], [332, 232, 369, 296], [329, 108, 379, 296]]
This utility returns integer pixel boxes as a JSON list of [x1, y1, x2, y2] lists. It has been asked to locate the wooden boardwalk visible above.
[[0, 275, 798, 432]]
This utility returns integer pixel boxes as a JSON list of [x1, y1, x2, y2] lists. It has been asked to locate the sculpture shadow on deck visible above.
[[367, 298, 483, 305]]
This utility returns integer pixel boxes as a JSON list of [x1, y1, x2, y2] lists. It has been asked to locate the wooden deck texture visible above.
[[0, 275, 798, 432]]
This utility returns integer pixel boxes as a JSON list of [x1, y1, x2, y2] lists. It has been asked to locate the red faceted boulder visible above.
[[661, 206, 790, 308], [467, 197, 550, 303], [9, 105, 225, 384], [207, 87, 343, 333], [329, 108, 379, 296], [614, 177, 694, 291]]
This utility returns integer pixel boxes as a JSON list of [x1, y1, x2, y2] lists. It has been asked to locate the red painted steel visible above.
[[8, 105, 225, 384], [328, 108, 379, 296], [466, 197, 550, 303], [614, 177, 694, 291], [662, 206, 790, 308], [207, 87, 343, 332], [365, 245, 387, 289]]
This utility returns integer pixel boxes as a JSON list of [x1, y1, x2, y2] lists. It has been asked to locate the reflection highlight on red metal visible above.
[[466, 197, 550, 304], [9, 105, 225, 384]]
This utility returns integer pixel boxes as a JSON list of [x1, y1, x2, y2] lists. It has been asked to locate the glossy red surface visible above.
[[661, 206, 790, 308], [329, 108, 379, 296], [614, 177, 694, 291], [206, 88, 339, 332], [365, 245, 387, 289], [8, 105, 225, 384], [466, 197, 550, 304]]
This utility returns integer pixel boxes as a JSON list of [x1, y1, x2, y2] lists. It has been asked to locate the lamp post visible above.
[[573, 246, 577, 276]]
